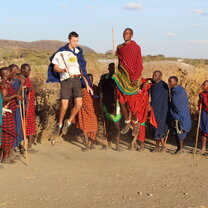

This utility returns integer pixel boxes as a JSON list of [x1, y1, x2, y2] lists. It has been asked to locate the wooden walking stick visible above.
[[99, 94, 108, 149], [194, 103, 202, 155], [21, 87, 28, 165], [164, 129, 170, 146], [130, 134, 139, 150], [60, 53, 71, 77], [112, 28, 117, 71]]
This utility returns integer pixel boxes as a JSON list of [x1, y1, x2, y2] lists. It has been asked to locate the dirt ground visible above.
[[0, 136, 208, 208]]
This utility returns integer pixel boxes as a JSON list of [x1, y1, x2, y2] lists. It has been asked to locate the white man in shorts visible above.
[[52, 31, 93, 136]]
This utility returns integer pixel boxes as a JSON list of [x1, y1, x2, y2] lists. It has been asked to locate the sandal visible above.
[[174, 149, 184, 155], [28, 148, 39, 154], [82, 147, 90, 152], [1, 158, 16, 164], [161, 146, 167, 153], [152, 147, 160, 153], [12, 155, 21, 160], [137, 146, 145, 152], [115, 145, 122, 152], [197, 150, 207, 156]]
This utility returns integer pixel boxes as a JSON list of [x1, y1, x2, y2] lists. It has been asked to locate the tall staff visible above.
[[21, 86, 28, 165], [194, 103, 202, 155], [112, 28, 117, 71]]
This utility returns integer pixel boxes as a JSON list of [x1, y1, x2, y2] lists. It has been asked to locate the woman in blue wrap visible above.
[[168, 76, 191, 154], [150, 71, 169, 152]]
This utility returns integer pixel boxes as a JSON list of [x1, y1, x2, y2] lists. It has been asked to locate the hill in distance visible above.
[[0, 39, 95, 53], [0, 39, 207, 69]]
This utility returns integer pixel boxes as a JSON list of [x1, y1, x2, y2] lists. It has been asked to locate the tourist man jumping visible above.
[[47, 31, 93, 136]]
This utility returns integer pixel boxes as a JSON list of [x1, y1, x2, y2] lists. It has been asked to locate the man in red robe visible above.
[[21, 64, 37, 153], [112, 28, 143, 137]]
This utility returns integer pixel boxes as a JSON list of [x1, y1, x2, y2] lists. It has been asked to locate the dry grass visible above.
[[34, 60, 207, 142], [1, 47, 207, 142]]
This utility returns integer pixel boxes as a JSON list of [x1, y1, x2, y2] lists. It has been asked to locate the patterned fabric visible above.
[[74, 88, 99, 140], [150, 80, 169, 140], [116, 41, 143, 82], [169, 85, 192, 133], [0, 93, 2, 146], [199, 91, 208, 113], [25, 77, 36, 136], [46, 44, 92, 88], [0, 80, 16, 151], [12, 78, 24, 147], [112, 64, 141, 95]]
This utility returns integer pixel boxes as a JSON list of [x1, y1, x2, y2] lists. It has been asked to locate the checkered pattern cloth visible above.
[[0, 80, 16, 151], [112, 64, 141, 95], [25, 77, 36, 136], [116, 41, 143, 82], [74, 88, 99, 140]]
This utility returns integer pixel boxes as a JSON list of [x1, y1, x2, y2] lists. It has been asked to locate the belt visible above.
[[68, 74, 81, 79]]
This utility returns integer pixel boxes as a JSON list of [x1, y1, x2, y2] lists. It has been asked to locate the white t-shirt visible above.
[[52, 47, 81, 81]]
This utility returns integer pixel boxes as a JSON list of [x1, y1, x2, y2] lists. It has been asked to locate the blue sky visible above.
[[0, 0, 208, 58]]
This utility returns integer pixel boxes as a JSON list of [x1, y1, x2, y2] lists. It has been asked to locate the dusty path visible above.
[[0, 139, 207, 208]]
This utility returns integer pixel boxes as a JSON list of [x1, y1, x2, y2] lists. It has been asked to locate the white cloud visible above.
[[7, 18, 17, 23], [189, 40, 208, 44], [193, 24, 204, 28], [165, 32, 176, 37], [86, 6, 96, 9], [191, 9, 208, 15], [123, 3, 143, 11], [60, 3, 69, 9]]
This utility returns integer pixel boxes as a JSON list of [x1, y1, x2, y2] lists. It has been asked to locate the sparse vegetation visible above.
[[0, 40, 207, 142]]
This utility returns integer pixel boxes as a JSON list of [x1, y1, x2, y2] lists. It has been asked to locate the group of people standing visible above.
[[0, 29, 207, 168], [47, 29, 208, 155], [0, 64, 36, 168]]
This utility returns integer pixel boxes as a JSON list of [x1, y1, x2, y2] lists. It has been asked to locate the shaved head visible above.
[[124, 28, 133, 35], [152, 70, 162, 82], [168, 76, 178, 88], [202, 80, 208, 91], [0, 67, 12, 79], [123, 28, 134, 42]]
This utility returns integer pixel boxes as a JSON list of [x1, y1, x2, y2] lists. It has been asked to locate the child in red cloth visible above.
[[136, 79, 152, 151]]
